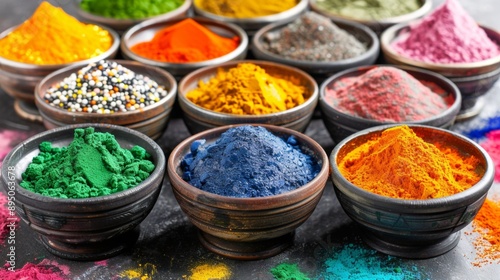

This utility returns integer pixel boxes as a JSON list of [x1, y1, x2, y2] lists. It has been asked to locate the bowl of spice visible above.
[[380, 0, 500, 121], [0, 124, 166, 260], [168, 124, 329, 260], [177, 60, 319, 134], [251, 11, 379, 82], [319, 65, 461, 144], [330, 124, 494, 258], [73, 0, 192, 34], [0, 2, 120, 121], [309, 0, 432, 35], [192, 0, 309, 36], [121, 17, 248, 79], [35, 60, 177, 140]]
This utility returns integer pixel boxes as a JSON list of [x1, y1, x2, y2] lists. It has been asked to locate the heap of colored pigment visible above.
[[324, 66, 452, 122], [79, 0, 184, 19], [480, 130, 500, 182], [470, 198, 500, 267], [391, 0, 500, 64], [270, 263, 310, 280], [194, 0, 298, 18], [188, 263, 231, 280], [130, 18, 239, 63], [43, 60, 169, 114], [313, 0, 421, 21], [0, 1, 112, 65], [338, 125, 482, 199], [186, 63, 308, 115], [262, 12, 367, 61], [181, 126, 320, 198], [20, 127, 155, 199]]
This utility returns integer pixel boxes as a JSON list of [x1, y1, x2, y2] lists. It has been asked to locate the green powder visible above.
[[79, 0, 184, 20], [271, 263, 310, 280], [20, 127, 155, 199], [314, 0, 421, 21]]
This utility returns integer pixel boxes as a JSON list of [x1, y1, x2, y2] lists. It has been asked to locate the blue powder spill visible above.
[[181, 125, 321, 198], [455, 115, 500, 142], [317, 244, 428, 280]]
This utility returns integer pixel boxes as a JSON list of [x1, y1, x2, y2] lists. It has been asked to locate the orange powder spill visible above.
[[469, 198, 500, 267]]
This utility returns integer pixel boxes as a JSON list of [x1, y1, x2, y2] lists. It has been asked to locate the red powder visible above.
[[324, 66, 452, 122], [0, 259, 70, 279], [470, 198, 500, 267], [480, 130, 500, 182], [0, 192, 19, 244], [391, 0, 500, 64]]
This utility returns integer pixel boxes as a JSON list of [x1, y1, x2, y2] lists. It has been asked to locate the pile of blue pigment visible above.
[[181, 125, 320, 198]]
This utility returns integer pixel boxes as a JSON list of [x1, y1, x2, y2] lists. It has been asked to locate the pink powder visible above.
[[0, 130, 30, 167], [1, 259, 70, 279], [391, 0, 500, 64], [480, 129, 500, 182], [94, 260, 107, 266], [0, 192, 19, 244]]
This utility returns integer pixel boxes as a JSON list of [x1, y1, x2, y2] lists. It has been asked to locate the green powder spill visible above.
[[20, 127, 155, 198], [271, 263, 310, 280]]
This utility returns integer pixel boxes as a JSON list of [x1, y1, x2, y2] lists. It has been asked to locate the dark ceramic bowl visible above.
[[0, 123, 166, 260], [330, 124, 494, 258], [35, 60, 177, 140], [168, 124, 329, 260], [178, 60, 319, 135]]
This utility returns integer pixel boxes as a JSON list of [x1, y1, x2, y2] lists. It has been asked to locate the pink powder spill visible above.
[[0, 259, 70, 280], [0, 130, 30, 167], [391, 0, 500, 64], [0, 192, 19, 244], [94, 260, 107, 266], [480, 129, 500, 182]]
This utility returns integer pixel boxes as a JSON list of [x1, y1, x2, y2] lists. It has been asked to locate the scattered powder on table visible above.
[[20, 127, 155, 199], [119, 262, 157, 280], [262, 12, 367, 61], [338, 125, 482, 199], [194, 0, 298, 18], [468, 198, 500, 267], [479, 130, 500, 182], [186, 63, 308, 115], [0, 259, 70, 280], [270, 263, 310, 280], [314, 0, 421, 21], [181, 125, 320, 198], [80, 0, 184, 19], [461, 115, 500, 142], [185, 263, 231, 280], [391, 0, 500, 64], [324, 66, 452, 122], [0, 192, 19, 244]]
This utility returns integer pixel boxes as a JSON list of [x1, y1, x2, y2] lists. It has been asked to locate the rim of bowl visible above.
[[251, 16, 380, 69], [318, 64, 462, 126], [381, 22, 500, 72], [0, 123, 166, 205], [34, 59, 177, 121], [309, 0, 432, 26], [120, 16, 249, 69], [177, 59, 319, 122], [0, 23, 120, 73], [168, 123, 330, 210], [330, 124, 495, 208]]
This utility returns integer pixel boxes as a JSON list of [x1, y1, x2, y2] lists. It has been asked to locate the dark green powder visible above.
[[79, 0, 184, 20], [271, 263, 310, 280], [20, 127, 155, 199]]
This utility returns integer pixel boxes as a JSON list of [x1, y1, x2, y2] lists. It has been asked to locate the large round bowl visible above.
[[168, 124, 329, 260], [35, 60, 177, 140], [121, 17, 249, 79], [330, 124, 494, 258], [319, 65, 462, 144], [178, 60, 319, 134], [0, 123, 166, 261], [381, 22, 500, 120]]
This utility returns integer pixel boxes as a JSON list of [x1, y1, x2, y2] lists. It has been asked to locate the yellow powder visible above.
[[119, 263, 157, 280], [185, 263, 232, 280], [195, 0, 298, 18]]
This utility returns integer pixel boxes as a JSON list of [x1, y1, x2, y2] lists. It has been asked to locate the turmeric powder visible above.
[[194, 0, 298, 18], [186, 63, 308, 115], [338, 125, 482, 199]]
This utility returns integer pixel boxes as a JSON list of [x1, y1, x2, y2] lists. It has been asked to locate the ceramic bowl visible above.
[[309, 0, 432, 35], [177, 60, 319, 134], [381, 23, 500, 121], [319, 65, 462, 144], [35, 60, 177, 140], [72, 0, 192, 34], [0, 123, 166, 261], [251, 17, 380, 82], [330, 124, 494, 258], [168, 124, 329, 260], [193, 0, 308, 36], [121, 17, 249, 80]]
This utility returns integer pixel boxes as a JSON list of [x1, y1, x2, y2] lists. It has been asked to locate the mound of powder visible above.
[[181, 126, 320, 198]]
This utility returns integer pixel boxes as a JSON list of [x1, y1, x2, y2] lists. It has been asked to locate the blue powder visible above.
[[181, 125, 320, 198], [461, 115, 500, 141]]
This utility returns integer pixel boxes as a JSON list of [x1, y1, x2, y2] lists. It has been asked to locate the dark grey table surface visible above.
[[0, 0, 499, 279]]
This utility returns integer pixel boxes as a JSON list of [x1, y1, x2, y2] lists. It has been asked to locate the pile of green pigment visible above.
[[20, 127, 155, 198], [79, 0, 184, 19]]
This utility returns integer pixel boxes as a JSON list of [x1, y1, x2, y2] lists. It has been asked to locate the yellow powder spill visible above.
[[184, 263, 232, 280], [119, 263, 157, 280]]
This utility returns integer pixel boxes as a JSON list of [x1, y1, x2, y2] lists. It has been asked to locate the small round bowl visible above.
[[319, 65, 462, 144], [330, 124, 494, 258], [193, 0, 308, 36], [35, 60, 177, 140], [177, 60, 319, 135], [0, 123, 166, 261], [251, 17, 379, 81], [168, 124, 329, 260], [121, 17, 249, 79], [310, 0, 432, 35], [381, 22, 500, 120], [72, 0, 192, 34]]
